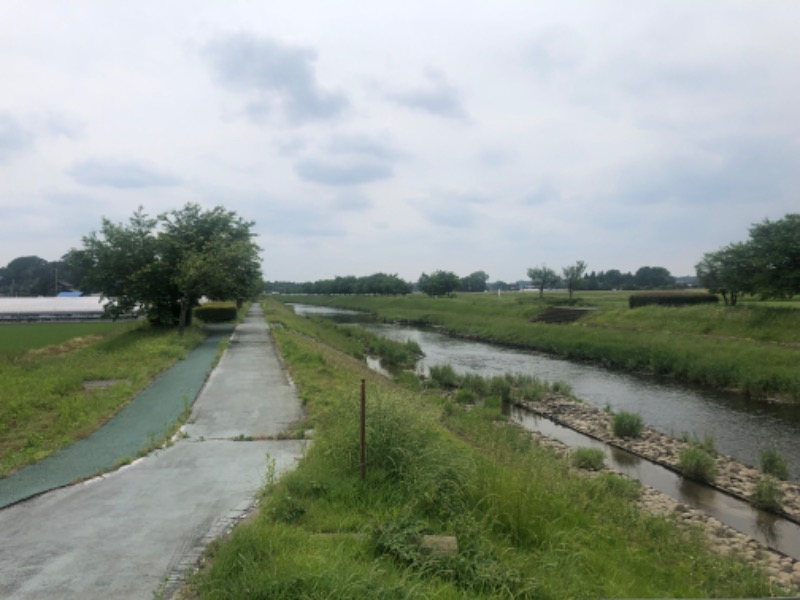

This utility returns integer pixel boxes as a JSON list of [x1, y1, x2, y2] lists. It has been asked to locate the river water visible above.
[[291, 303, 800, 480], [291, 303, 800, 557]]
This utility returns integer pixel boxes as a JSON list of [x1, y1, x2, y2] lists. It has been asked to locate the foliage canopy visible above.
[[70, 203, 262, 331]]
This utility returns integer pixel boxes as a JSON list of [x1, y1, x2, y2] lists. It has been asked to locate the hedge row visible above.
[[193, 303, 238, 323], [629, 292, 719, 309]]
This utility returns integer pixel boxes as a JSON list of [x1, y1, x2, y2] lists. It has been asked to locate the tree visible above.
[[527, 265, 560, 298], [633, 266, 675, 289], [747, 214, 800, 299], [695, 243, 755, 306], [459, 271, 489, 293], [418, 270, 460, 297], [562, 261, 587, 301], [75, 203, 262, 333]]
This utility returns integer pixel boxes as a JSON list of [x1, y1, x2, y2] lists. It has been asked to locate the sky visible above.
[[1, 1, 798, 283]]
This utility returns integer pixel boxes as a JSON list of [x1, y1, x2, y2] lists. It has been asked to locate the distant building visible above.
[[0, 296, 135, 322]]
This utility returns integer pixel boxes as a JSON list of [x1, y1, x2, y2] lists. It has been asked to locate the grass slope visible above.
[[186, 298, 778, 599], [0, 322, 205, 476]]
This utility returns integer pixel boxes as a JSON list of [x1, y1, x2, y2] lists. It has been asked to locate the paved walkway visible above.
[[0, 305, 307, 599]]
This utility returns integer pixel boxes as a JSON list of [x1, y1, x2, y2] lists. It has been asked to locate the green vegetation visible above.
[[679, 446, 717, 484], [188, 298, 777, 598], [760, 448, 790, 481], [612, 411, 644, 438], [572, 447, 606, 471], [751, 476, 784, 512], [0, 322, 204, 476], [275, 291, 800, 401], [0, 321, 132, 355]]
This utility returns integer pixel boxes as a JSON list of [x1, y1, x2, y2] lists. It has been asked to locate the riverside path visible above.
[[0, 304, 307, 599]]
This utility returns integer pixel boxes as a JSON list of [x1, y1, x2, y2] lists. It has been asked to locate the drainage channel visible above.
[[511, 407, 800, 561]]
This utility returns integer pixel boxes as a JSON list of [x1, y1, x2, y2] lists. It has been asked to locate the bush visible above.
[[751, 476, 783, 512], [572, 447, 605, 471], [194, 303, 238, 323], [612, 411, 644, 438], [428, 364, 459, 388], [679, 446, 716, 483], [629, 293, 719, 309], [760, 448, 789, 481]]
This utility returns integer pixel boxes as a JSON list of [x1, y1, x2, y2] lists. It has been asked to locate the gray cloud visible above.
[[418, 190, 489, 229], [203, 34, 348, 123], [295, 159, 392, 186], [68, 159, 180, 188], [0, 113, 33, 163], [389, 69, 467, 119], [43, 112, 85, 140], [616, 136, 800, 207], [326, 134, 403, 161], [332, 191, 372, 211]]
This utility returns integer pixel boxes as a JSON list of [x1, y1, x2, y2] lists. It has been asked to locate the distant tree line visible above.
[[268, 273, 412, 295], [527, 262, 679, 297], [696, 213, 800, 306], [0, 255, 86, 297]]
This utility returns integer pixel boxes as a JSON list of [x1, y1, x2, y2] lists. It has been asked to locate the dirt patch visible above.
[[531, 307, 596, 324]]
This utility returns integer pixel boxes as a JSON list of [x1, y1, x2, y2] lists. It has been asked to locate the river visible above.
[[291, 303, 800, 481]]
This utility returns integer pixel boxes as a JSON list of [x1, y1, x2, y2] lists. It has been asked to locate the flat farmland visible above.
[[0, 321, 134, 355]]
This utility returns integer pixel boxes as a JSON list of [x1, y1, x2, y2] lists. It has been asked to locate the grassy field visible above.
[[0, 321, 135, 355], [0, 321, 205, 476], [186, 298, 779, 599], [276, 291, 800, 401]]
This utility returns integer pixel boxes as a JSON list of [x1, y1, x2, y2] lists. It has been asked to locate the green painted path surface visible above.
[[0, 331, 227, 509]]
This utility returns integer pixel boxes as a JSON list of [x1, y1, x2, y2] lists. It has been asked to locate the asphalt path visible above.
[[0, 305, 307, 599]]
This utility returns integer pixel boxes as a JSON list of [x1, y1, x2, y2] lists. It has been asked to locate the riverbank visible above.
[[276, 292, 800, 402], [515, 395, 800, 590]]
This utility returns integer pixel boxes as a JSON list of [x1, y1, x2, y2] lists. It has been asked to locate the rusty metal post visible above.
[[360, 378, 366, 481]]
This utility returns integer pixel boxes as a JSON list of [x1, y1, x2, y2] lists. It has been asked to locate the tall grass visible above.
[[188, 298, 778, 599]]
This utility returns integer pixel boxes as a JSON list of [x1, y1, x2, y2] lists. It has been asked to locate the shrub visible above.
[[428, 364, 459, 388], [629, 292, 719, 309], [751, 476, 783, 512], [760, 448, 789, 481], [572, 447, 605, 471], [194, 303, 237, 323], [679, 446, 716, 483], [612, 411, 644, 438]]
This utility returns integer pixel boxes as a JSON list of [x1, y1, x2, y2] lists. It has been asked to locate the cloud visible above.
[[0, 113, 33, 163], [389, 69, 467, 119], [418, 189, 489, 229], [295, 159, 392, 186], [326, 134, 403, 161], [332, 191, 372, 211], [43, 112, 85, 140], [68, 158, 180, 188], [202, 34, 348, 123]]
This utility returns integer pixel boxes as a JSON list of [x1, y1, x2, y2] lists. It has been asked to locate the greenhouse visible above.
[[0, 297, 122, 322]]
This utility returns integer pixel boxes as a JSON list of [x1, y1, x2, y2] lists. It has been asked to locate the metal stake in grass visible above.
[[360, 378, 366, 481]]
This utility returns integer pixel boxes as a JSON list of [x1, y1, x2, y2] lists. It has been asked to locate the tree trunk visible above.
[[178, 297, 188, 337]]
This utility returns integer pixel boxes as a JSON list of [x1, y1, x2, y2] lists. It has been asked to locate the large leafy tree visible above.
[[747, 214, 800, 299], [527, 265, 560, 298], [418, 270, 460, 297], [458, 271, 490, 293], [72, 203, 262, 333], [695, 214, 799, 303], [695, 243, 755, 306]]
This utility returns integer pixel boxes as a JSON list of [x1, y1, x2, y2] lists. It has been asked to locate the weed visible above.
[[679, 446, 716, 483], [572, 447, 606, 471], [612, 411, 644, 438], [760, 448, 789, 481], [428, 364, 459, 388], [751, 476, 783, 512]]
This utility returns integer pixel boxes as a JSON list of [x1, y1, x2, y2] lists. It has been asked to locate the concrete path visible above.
[[0, 305, 307, 599]]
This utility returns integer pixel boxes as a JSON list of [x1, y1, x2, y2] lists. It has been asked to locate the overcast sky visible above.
[[1, 1, 798, 283]]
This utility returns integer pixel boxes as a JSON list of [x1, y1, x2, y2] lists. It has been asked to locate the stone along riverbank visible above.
[[516, 395, 800, 592]]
